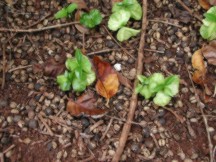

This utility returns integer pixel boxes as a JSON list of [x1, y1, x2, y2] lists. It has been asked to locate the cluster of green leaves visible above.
[[54, 3, 102, 28], [200, 6, 216, 40], [54, 3, 78, 19], [108, 0, 142, 42], [135, 73, 180, 107], [57, 49, 96, 92], [80, 9, 102, 28]]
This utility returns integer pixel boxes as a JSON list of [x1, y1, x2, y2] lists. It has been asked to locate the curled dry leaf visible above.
[[74, 10, 89, 34], [93, 56, 120, 99], [67, 0, 88, 10], [192, 49, 206, 85], [33, 57, 66, 77], [202, 40, 216, 66], [67, 91, 107, 117], [198, 0, 211, 10], [117, 72, 133, 89]]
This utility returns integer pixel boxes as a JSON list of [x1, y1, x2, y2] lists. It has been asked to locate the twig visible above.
[[112, 1, 148, 161], [26, 13, 51, 28], [87, 48, 164, 56], [0, 21, 79, 33], [100, 118, 114, 141], [185, 63, 214, 162], [89, 120, 104, 132], [79, 155, 95, 162], [8, 65, 32, 73], [150, 133, 159, 149], [38, 114, 54, 136], [103, 25, 135, 59], [0, 153, 4, 162], [1, 44, 6, 89], [176, 0, 202, 22], [149, 19, 183, 28], [162, 107, 185, 123], [3, 144, 15, 154]]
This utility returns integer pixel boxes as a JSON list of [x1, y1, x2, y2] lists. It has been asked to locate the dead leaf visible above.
[[67, 0, 88, 10], [117, 72, 133, 89], [74, 11, 89, 34], [202, 40, 216, 66], [198, 0, 211, 10], [67, 91, 107, 117], [93, 56, 120, 99], [192, 49, 206, 85], [33, 57, 66, 77], [209, 0, 216, 5]]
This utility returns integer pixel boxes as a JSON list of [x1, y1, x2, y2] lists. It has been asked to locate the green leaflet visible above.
[[200, 6, 216, 40], [117, 27, 140, 42], [80, 9, 102, 28], [136, 73, 180, 107], [54, 3, 78, 19], [112, 0, 142, 20], [56, 49, 96, 92], [108, 10, 131, 31]]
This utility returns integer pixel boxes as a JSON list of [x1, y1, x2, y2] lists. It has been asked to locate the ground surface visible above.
[[0, 0, 216, 162]]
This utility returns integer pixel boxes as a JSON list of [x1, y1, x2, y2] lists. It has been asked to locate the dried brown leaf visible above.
[[117, 72, 132, 89], [202, 40, 216, 66], [67, 91, 107, 117], [93, 56, 120, 99], [192, 49, 206, 85], [198, 0, 211, 10], [67, 0, 88, 10]]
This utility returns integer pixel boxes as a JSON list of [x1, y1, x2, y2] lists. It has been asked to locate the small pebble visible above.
[[44, 107, 54, 116], [28, 119, 38, 129], [10, 102, 17, 109], [131, 143, 140, 153], [114, 63, 121, 71], [184, 158, 193, 162]]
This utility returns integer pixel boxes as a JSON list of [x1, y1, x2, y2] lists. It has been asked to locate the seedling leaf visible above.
[[80, 9, 102, 28], [117, 27, 140, 42]]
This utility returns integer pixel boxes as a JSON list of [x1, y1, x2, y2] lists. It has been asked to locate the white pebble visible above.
[[114, 63, 121, 71]]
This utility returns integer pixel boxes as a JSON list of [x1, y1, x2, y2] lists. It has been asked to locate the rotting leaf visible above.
[[33, 57, 66, 77], [93, 56, 120, 99], [67, 0, 88, 10], [117, 72, 132, 89], [199, 0, 211, 10], [67, 91, 107, 117], [192, 49, 207, 85], [202, 40, 216, 66]]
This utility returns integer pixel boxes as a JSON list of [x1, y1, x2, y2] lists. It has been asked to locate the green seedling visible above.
[[54, 3, 78, 19], [80, 9, 102, 28], [108, 0, 142, 41], [117, 27, 140, 42], [112, 0, 142, 20], [200, 6, 216, 40], [136, 73, 180, 107], [57, 49, 96, 92]]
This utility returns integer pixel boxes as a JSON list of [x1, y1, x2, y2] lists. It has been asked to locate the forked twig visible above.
[[112, 0, 148, 161]]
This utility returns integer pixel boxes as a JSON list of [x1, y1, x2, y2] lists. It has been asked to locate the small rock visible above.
[[144, 139, 154, 148], [128, 68, 136, 80], [28, 119, 38, 129], [13, 115, 21, 122], [1, 136, 10, 145], [44, 107, 54, 116], [114, 63, 121, 71], [28, 110, 35, 119], [10, 101, 17, 109], [131, 143, 140, 153], [142, 127, 150, 138], [108, 150, 115, 156], [34, 83, 41, 91], [114, 124, 121, 132], [81, 118, 90, 128], [184, 158, 193, 162], [0, 99, 8, 108], [52, 141, 57, 149]]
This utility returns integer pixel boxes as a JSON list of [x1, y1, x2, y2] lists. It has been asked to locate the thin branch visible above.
[[0, 21, 79, 33], [176, 0, 202, 21], [162, 107, 185, 123], [8, 65, 32, 73], [148, 19, 183, 28], [112, 0, 148, 161], [26, 13, 51, 28], [100, 118, 114, 141], [1, 44, 6, 89], [38, 114, 54, 136]]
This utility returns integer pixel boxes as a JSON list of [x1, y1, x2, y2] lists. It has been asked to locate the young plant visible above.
[[200, 6, 216, 40], [108, 0, 142, 41], [112, 0, 142, 20], [136, 73, 180, 107], [80, 9, 102, 28], [54, 3, 78, 19], [57, 49, 96, 92], [117, 27, 140, 42]]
